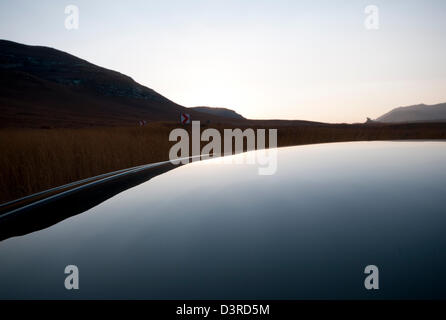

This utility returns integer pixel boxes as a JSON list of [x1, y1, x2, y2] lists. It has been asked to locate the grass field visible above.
[[1, 121, 446, 203]]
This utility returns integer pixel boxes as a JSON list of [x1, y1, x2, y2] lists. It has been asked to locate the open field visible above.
[[1, 121, 446, 203]]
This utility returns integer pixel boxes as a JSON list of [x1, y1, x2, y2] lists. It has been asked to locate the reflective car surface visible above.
[[1, 141, 446, 299]]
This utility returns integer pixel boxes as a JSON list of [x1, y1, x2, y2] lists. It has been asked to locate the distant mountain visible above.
[[375, 103, 446, 123], [0, 40, 233, 127], [0, 40, 330, 128], [190, 106, 245, 120]]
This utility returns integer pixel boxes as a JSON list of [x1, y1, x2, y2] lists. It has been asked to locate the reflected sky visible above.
[[1, 141, 446, 299]]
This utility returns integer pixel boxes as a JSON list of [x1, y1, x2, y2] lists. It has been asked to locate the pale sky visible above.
[[1, 0, 446, 123]]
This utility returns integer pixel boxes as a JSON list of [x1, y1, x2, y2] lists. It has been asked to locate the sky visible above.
[[1, 0, 446, 123]]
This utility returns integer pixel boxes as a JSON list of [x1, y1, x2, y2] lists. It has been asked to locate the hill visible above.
[[375, 103, 446, 123], [0, 40, 229, 127], [190, 106, 245, 120]]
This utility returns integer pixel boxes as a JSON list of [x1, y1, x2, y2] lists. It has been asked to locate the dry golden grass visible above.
[[276, 123, 446, 147], [1, 121, 446, 203], [0, 123, 174, 203]]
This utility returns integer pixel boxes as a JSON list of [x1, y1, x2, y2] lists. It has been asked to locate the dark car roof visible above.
[[1, 141, 446, 299]]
